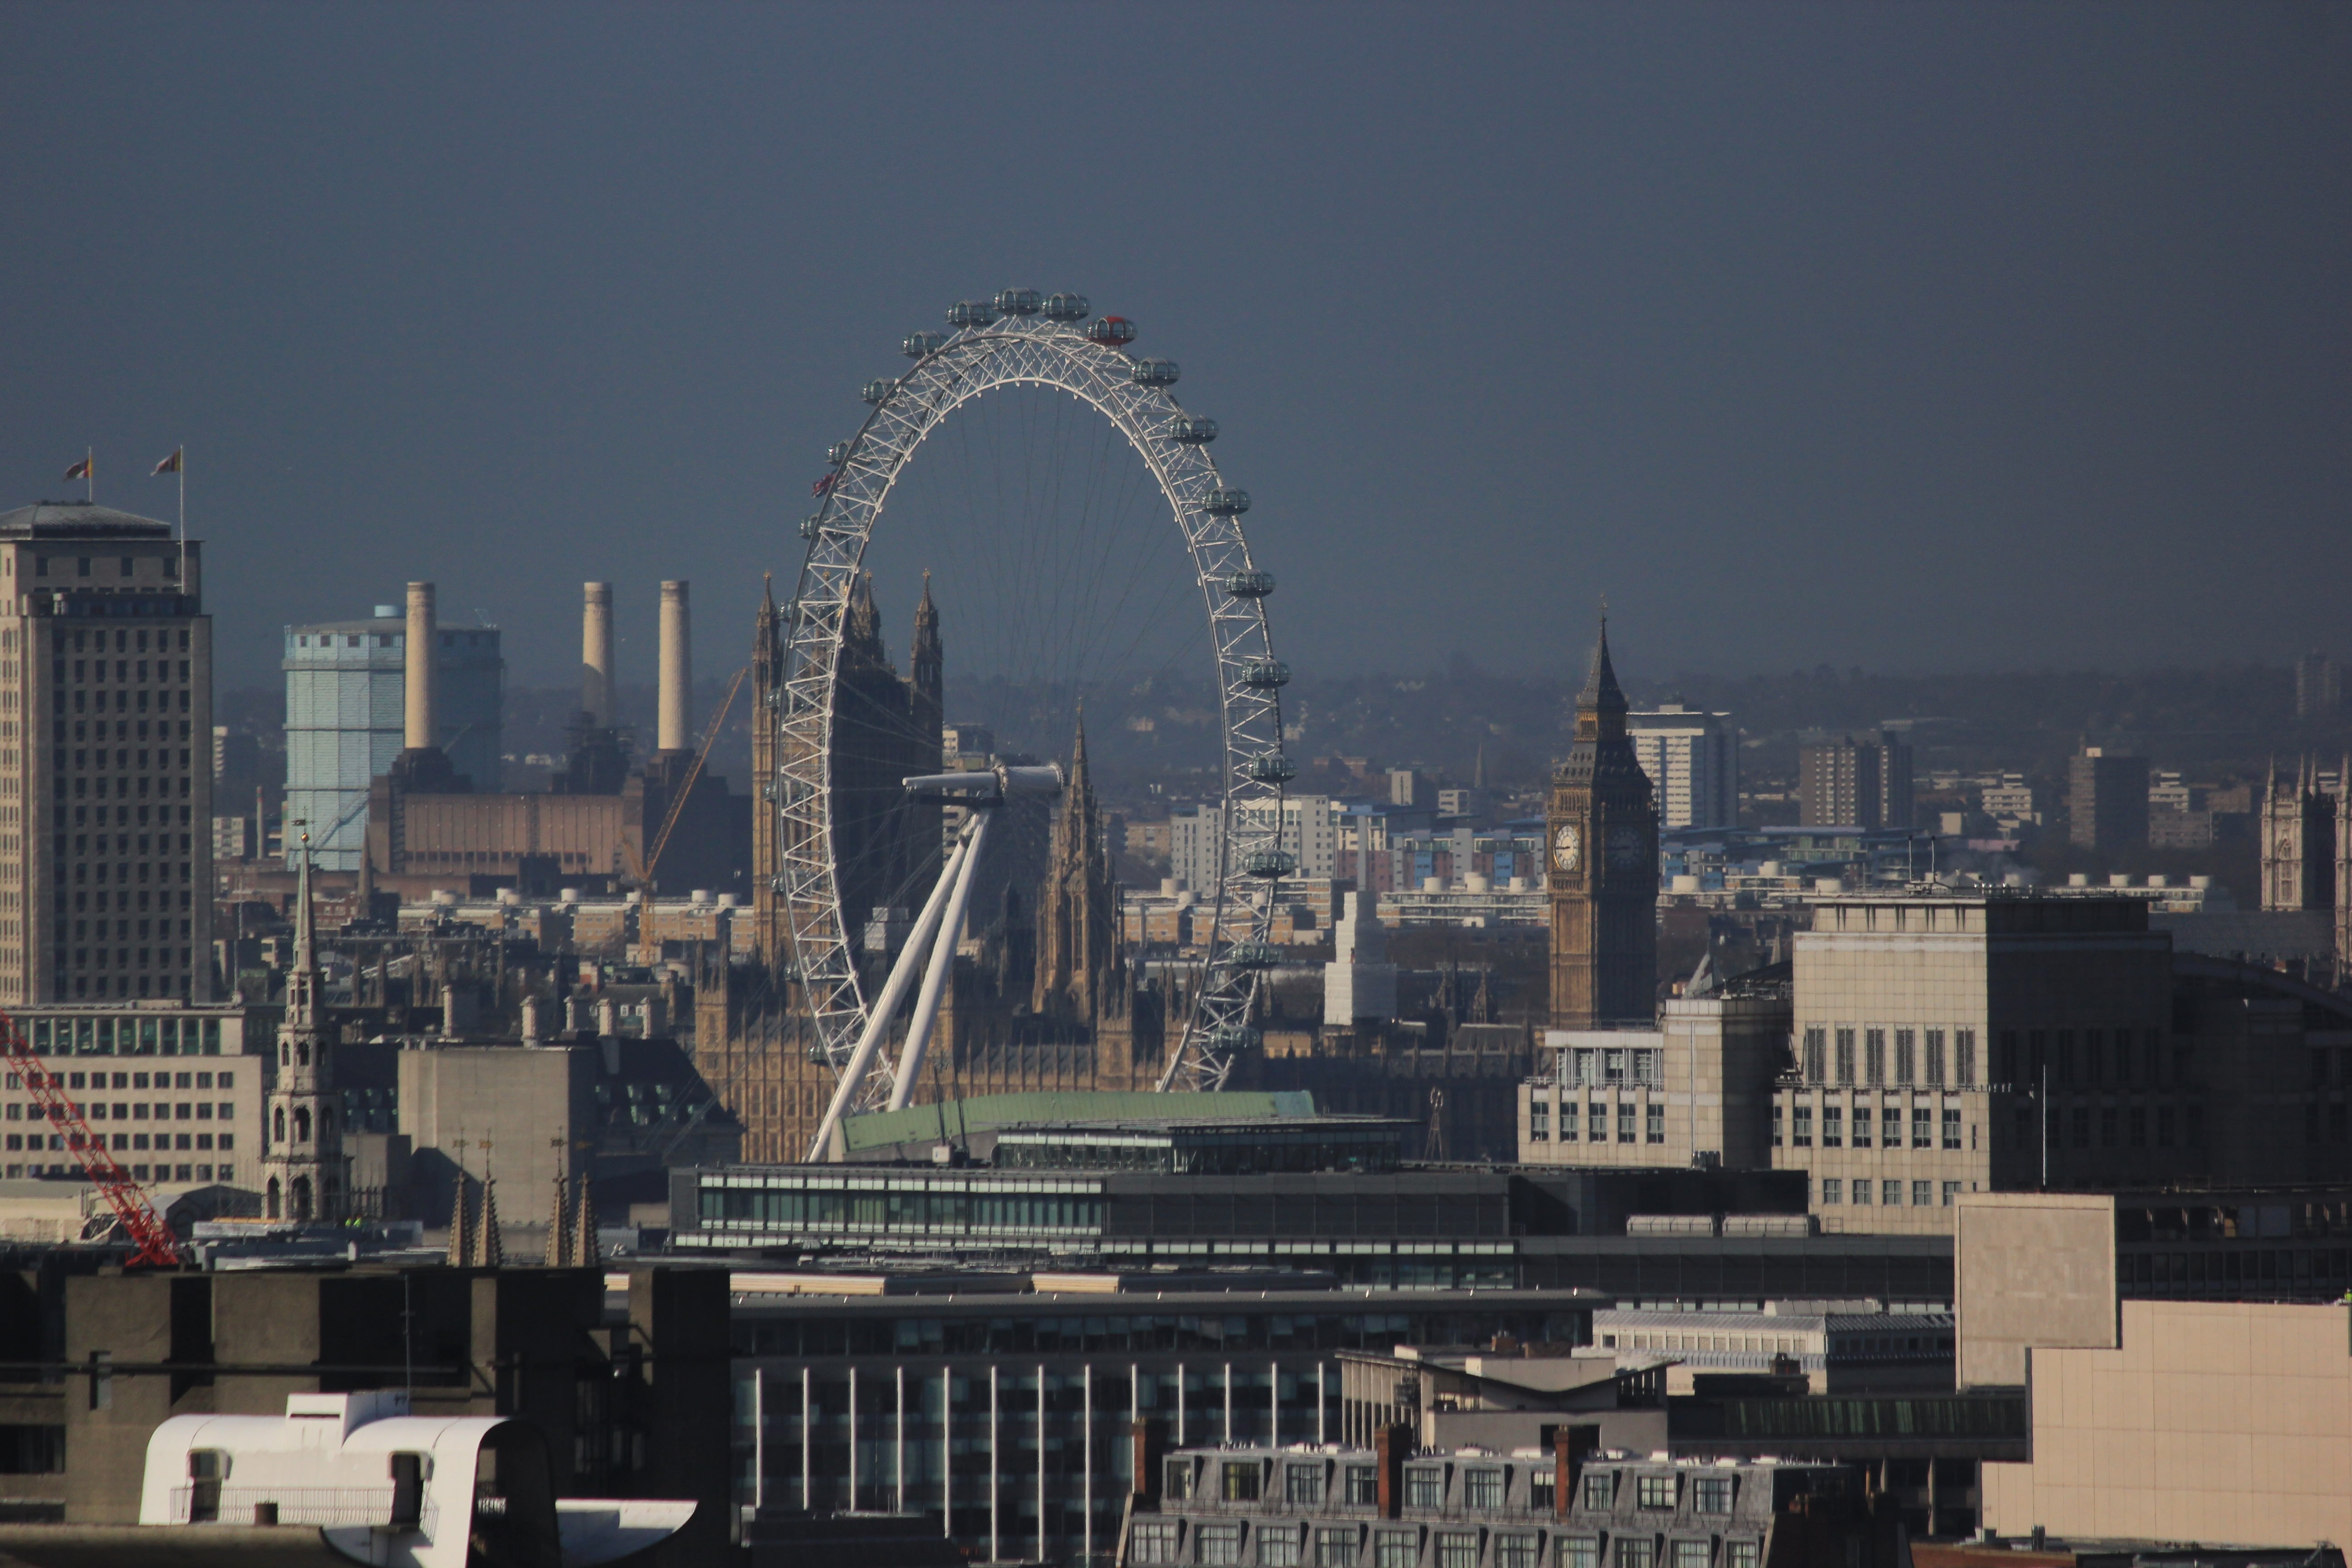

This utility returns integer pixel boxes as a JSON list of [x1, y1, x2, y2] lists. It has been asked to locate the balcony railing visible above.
[[170, 1484, 436, 1534]]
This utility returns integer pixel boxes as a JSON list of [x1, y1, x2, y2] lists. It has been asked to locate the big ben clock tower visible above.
[[1548, 619, 1660, 1026]]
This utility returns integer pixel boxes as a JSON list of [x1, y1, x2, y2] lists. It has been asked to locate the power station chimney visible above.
[[658, 579, 691, 754], [403, 581, 438, 751], [582, 582, 615, 727]]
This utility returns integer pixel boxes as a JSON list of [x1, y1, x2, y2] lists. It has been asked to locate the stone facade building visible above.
[[1547, 623, 1659, 1027], [1519, 990, 1791, 1172]]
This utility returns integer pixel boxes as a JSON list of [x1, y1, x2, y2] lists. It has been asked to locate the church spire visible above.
[[288, 826, 320, 1029]]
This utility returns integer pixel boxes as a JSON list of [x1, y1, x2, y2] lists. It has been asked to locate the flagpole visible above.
[[177, 447, 188, 593], [84, 447, 93, 505]]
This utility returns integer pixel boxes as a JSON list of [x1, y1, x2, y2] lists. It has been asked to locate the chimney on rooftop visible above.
[[657, 580, 691, 754], [582, 582, 615, 727], [403, 582, 437, 751]]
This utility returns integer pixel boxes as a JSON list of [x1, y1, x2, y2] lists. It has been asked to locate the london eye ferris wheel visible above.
[[776, 288, 1295, 1118]]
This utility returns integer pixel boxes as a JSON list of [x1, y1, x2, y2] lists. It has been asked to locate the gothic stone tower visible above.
[[1548, 621, 1660, 1026], [2261, 755, 2336, 912], [260, 837, 344, 1222], [1033, 716, 1123, 1025]]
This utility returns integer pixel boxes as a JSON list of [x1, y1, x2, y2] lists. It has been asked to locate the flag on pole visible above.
[[62, 457, 92, 482], [152, 449, 183, 475]]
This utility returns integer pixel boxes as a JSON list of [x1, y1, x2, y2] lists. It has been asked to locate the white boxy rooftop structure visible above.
[[139, 1390, 691, 1568]]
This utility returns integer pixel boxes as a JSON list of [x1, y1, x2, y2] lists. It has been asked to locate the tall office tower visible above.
[[2068, 746, 2150, 854], [1627, 702, 1738, 830], [1547, 621, 1659, 1027], [0, 502, 213, 1003], [1879, 730, 1915, 829], [2297, 652, 2341, 721], [259, 838, 342, 1222], [282, 602, 503, 869]]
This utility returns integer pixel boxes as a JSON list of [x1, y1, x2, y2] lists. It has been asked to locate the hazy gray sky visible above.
[[4, 2, 2345, 692]]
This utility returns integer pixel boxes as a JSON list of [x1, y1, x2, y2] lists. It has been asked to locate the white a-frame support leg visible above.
[[887, 811, 990, 1111]]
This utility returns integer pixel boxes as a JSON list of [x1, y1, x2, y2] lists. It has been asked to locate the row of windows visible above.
[[6, 1130, 230, 1152], [8, 1099, 234, 1123], [1558, 1049, 1664, 1088], [58, 689, 189, 717], [1777, 1104, 1963, 1150], [287, 630, 493, 649], [1175, 1466, 1734, 1519], [64, 946, 194, 972], [1798, 1028, 1978, 1088], [8, 1067, 230, 1089], [59, 747, 196, 774], [65, 919, 191, 941], [704, 1185, 1102, 1234], [57, 659, 191, 685], [65, 975, 195, 1000], [54, 719, 190, 747], [64, 862, 195, 888], [2026, 1103, 2204, 1150], [1133, 1524, 1754, 1568], [33, 564, 183, 589], [731, 1310, 1582, 1360], [20, 1017, 225, 1055], [1818, 1178, 1963, 1207], [7, 1161, 225, 1183], [1527, 1102, 1663, 1145], [60, 889, 193, 914]]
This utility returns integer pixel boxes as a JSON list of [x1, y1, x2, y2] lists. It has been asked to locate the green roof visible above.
[[838, 1090, 1319, 1153]]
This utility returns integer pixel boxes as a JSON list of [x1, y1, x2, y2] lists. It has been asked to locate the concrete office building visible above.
[[1958, 1191, 2352, 1550], [0, 1003, 259, 1189], [1629, 704, 1738, 831], [283, 601, 503, 868], [0, 502, 214, 1005], [1519, 990, 1792, 1172], [730, 1277, 1604, 1566], [1773, 896, 2171, 1235], [2067, 747, 2149, 853]]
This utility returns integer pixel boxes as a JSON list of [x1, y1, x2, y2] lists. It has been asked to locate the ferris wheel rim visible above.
[[775, 306, 1289, 1106]]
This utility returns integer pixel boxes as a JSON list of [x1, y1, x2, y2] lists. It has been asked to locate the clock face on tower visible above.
[[1606, 825, 1646, 869], [1553, 824, 1581, 871]]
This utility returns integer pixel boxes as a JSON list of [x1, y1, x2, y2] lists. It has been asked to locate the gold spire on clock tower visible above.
[[1548, 617, 1660, 1026]]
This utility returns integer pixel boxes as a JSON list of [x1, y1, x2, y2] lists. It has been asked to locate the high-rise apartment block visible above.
[[1798, 732, 1912, 829], [0, 503, 213, 1004], [2066, 747, 2148, 853], [282, 604, 503, 870], [1628, 702, 1738, 830], [2296, 650, 2341, 720]]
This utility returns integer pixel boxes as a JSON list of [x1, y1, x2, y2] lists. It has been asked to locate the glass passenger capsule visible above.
[[860, 379, 895, 405], [799, 514, 825, 539], [1240, 660, 1291, 689], [1225, 942, 1280, 970], [1200, 1024, 1262, 1054], [1243, 751, 1296, 783], [826, 441, 853, 465], [1224, 571, 1274, 598], [1203, 487, 1250, 515], [1086, 316, 1138, 348], [993, 287, 1042, 315], [1243, 848, 1297, 878], [1170, 415, 1219, 444], [946, 300, 997, 328], [1042, 292, 1091, 320], [902, 331, 947, 358], [1130, 358, 1179, 387]]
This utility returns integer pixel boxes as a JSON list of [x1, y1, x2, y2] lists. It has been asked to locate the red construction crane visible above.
[[0, 1009, 184, 1266]]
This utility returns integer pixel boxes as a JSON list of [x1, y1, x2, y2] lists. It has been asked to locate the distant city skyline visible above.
[[5, 4, 2345, 691]]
